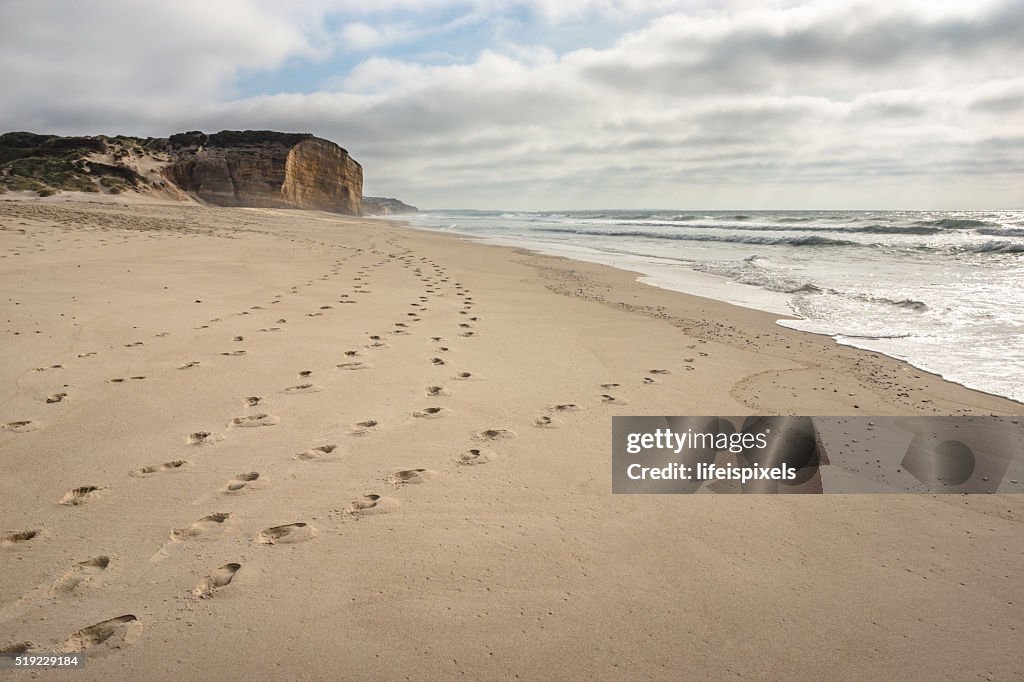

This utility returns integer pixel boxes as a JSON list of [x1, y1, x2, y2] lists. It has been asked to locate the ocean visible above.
[[399, 209, 1024, 404]]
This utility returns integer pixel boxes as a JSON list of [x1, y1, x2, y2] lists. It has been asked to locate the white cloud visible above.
[[1, 0, 1022, 208], [338, 21, 422, 51]]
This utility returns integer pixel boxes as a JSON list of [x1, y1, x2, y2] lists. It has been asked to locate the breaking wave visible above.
[[535, 226, 857, 247], [967, 241, 1024, 254], [913, 218, 997, 229]]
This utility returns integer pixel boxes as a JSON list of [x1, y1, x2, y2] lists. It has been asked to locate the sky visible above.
[[1, 0, 1022, 210]]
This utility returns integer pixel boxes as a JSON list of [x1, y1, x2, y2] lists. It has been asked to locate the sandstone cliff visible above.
[[164, 131, 362, 215], [1, 130, 376, 217]]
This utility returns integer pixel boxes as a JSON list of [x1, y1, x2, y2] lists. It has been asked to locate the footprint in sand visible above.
[[388, 469, 433, 484], [61, 615, 140, 653], [642, 377, 660, 385], [413, 407, 450, 419], [425, 386, 450, 397], [533, 416, 563, 429], [601, 394, 629, 405], [187, 431, 224, 446], [233, 336, 244, 342], [51, 556, 110, 594], [337, 361, 371, 371], [2, 420, 40, 433], [171, 513, 231, 541], [476, 428, 516, 441], [346, 494, 396, 516], [258, 327, 283, 332], [77, 353, 97, 358], [223, 472, 260, 492], [600, 383, 621, 390], [135, 460, 187, 475], [244, 396, 262, 407], [108, 378, 126, 383], [460, 331, 477, 338], [295, 444, 339, 461], [178, 361, 200, 370], [298, 370, 313, 377], [349, 420, 379, 436], [220, 350, 247, 357], [2, 529, 40, 546], [46, 392, 68, 403], [229, 413, 280, 427], [255, 523, 315, 545], [124, 342, 144, 348], [283, 383, 324, 394], [452, 371, 481, 381], [59, 486, 104, 506], [457, 448, 491, 465], [648, 369, 671, 375], [192, 563, 241, 598], [552, 403, 583, 413]]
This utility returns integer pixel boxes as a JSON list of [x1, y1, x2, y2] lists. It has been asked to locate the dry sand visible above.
[[1, 199, 1022, 680]]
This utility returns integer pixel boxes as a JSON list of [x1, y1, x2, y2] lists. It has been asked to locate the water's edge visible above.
[[389, 216, 1023, 406]]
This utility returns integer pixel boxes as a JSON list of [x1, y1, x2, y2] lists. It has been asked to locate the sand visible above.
[[1, 199, 1022, 680]]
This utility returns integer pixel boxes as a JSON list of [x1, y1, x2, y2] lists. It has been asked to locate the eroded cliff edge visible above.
[[164, 131, 362, 215], [0, 130, 374, 216]]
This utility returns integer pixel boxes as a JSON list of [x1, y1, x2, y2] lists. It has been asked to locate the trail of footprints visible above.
[[2, 236, 705, 655]]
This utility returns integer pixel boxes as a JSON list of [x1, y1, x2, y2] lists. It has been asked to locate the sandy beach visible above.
[[2, 199, 1022, 680]]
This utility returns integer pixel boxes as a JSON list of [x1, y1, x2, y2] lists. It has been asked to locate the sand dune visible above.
[[1, 199, 1022, 680]]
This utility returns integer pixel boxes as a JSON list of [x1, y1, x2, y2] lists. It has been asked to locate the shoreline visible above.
[[395, 213, 1024, 406], [2, 199, 1022, 680], [389, 214, 1022, 413]]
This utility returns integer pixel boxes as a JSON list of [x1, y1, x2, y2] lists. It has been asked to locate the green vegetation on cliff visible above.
[[0, 132, 158, 195]]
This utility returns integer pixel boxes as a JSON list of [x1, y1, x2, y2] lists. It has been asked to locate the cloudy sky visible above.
[[2, 0, 1022, 209]]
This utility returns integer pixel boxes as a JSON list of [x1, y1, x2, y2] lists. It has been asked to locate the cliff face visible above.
[[282, 139, 361, 214], [165, 131, 362, 215], [1, 130, 401, 217]]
